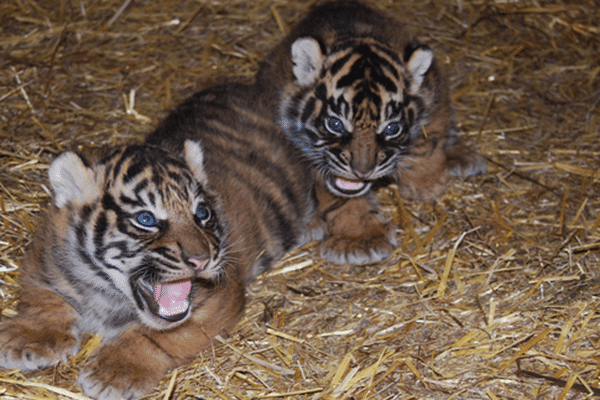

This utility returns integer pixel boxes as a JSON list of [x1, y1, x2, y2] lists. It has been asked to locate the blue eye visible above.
[[136, 211, 157, 227], [195, 204, 210, 221], [326, 117, 345, 135], [382, 123, 402, 139]]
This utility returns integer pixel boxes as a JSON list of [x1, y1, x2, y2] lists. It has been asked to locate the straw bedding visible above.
[[0, 0, 598, 398]]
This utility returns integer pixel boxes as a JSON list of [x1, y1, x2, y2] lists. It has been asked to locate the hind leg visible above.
[[444, 135, 487, 179], [397, 134, 486, 201], [396, 138, 451, 201], [0, 287, 79, 370]]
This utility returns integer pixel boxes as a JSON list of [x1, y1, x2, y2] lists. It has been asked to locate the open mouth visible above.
[[137, 278, 192, 323], [327, 175, 371, 197]]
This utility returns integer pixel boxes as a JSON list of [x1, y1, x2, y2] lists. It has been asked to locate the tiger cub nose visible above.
[[186, 256, 209, 271], [353, 169, 373, 180]]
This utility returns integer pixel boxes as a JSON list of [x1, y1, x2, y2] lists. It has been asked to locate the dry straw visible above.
[[0, 0, 599, 398]]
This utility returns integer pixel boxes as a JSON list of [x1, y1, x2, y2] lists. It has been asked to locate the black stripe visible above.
[[330, 52, 353, 76], [261, 194, 297, 251], [111, 148, 132, 182], [197, 131, 305, 219], [335, 44, 399, 93], [142, 333, 177, 362], [314, 83, 327, 101], [93, 211, 109, 259], [123, 159, 145, 184], [301, 96, 316, 123], [209, 156, 298, 252], [105, 309, 137, 329], [329, 95, 349, 118], [372, 43, 401, 77], [147, 188, 156, 207], [119, 193, 143, 207], [67, 206, 113, 288], [205, 230, 221, 258], [101, 192, 120, 212], [385, 101, 403, 120], [153, 246, 180, 265]]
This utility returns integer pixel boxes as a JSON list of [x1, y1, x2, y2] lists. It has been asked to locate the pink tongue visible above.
[[335, 177, 365, 192], [153, 280, 192, 317]]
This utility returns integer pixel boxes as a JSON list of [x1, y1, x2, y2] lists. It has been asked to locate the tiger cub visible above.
[[255, 0, 487, 264], [146, 82, 320, 264], [0, 122, 315, 398]]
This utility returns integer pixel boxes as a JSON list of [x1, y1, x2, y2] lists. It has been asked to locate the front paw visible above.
[[78, 342, 165, 400], [0, 320, 78, 370], [321, 216, 397, 265]]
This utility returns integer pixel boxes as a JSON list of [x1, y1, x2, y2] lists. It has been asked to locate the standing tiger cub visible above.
[[0, 122, 315, 399], [255, 0, 487, 264]]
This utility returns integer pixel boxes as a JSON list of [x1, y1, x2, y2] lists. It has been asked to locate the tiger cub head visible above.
[[48, 141, 224, 330], [279, 35, 437, 198]]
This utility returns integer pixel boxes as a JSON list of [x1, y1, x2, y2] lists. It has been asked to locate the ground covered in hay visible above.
[[1, 0, 599, 399]]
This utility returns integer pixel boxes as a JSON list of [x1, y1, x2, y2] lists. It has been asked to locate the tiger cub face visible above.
[[279, 36, 435, 198], [50, 141, 223, 331]]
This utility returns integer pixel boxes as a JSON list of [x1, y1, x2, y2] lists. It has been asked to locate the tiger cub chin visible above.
[[255, 0, 487, 265], [0, 136, 314, 399]]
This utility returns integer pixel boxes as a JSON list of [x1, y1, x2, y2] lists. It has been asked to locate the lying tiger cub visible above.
[[255, 0, 487, 264], [0, 84, 317, 399]]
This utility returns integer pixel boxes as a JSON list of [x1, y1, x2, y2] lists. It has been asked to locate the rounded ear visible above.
[[291, 37, 324, 86], [406, 46, 434, 90], [184, 140, 208, 186], [48, 151, 99, 208]]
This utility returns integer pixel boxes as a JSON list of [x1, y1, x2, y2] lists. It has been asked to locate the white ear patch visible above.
[[406, 47, 434, 90], [48, 152, 98, 208], [184, 140, 208, 186], [291, 37, 324, 86]]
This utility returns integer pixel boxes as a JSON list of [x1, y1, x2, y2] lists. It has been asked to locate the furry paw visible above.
[[320, 214, 397, 265], [297, 214, 328, 247], [396, 168, 450, 202], [78, 341, 165, 400], [447, 152, 487, 178], [0, 320, 78, 370], [398, 133, 487, 201], [78, 370, 150, 400], [444, 137, 487, 178]]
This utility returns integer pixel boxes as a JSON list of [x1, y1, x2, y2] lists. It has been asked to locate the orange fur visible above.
[[0, 145, 248, 399], [78, 269, 244, 398], [255, 1, 486, 263], [1, 117, 315, 399], [314, 177, 396, 264]]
